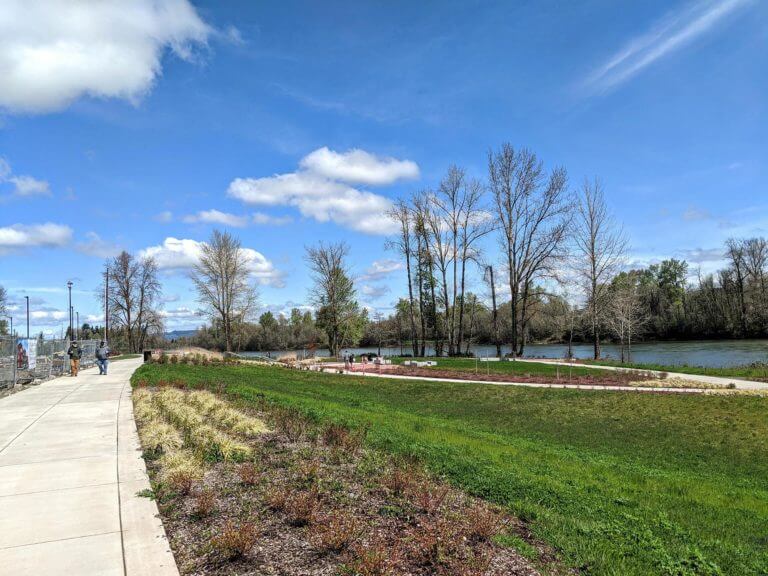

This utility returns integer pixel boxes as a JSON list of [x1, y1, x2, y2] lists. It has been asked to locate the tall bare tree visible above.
[[305, 242, 359, 357], [455, 178, 493, 352], [573, 178, 627, 359], [488, 144, 572, 357], [105, 251, 162, 353], [191, 230, 259, 352], [386, 200, 419, 356]]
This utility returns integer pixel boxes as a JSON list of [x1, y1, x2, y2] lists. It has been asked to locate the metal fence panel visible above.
[[0, 338, 101, 388]]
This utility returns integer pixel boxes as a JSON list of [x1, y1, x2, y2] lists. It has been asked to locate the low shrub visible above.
[[310, 512, 361, 553], [272, 407, 308, 442], [211, 520, 259, 560], [264, 485, 290, 511], [382, 466, 419, 497], [463, 504, 504, 542], [342, 542, 394, 576], [413, 482, 451, 515], [238, 462, 260, 486], [285, 488, 321, 527], [192, 488, 216, 519]]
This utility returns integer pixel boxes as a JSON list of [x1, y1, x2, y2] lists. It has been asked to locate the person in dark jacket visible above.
[[96, 341, 110, 375], [67, 341, 82, 376]]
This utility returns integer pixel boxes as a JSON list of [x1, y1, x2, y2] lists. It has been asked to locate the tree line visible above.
[[382, 143, 768, 361]]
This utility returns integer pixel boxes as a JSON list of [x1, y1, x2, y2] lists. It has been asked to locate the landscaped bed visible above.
[[132, 362, 768, 576], [132, 378, 566, 575], [359, 364, 669, 388]]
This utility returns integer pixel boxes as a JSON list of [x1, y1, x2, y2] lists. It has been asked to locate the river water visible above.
[[244, 339, 768, 368]]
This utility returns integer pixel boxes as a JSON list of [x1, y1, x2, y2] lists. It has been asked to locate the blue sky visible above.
[[0, 0, 766, 335]]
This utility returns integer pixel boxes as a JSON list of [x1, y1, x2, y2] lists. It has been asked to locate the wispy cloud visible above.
[[583, 0, 754, 94]]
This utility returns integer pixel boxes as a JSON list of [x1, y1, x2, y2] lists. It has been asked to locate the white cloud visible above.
[[75, 231, 121, 258], [299, 147, 420, 186], [679, 247, 725, 264], [583, 0, 754, 93], [0, 157, 51, 197], [361, 284, 390, 300], [682, 206, 711, 222], [140, 237, 285, 287], [0, 0, 211, 113], [9, 176, 51, 197], [227, 146, 420, 235], [229, 173, 397, 235], [0, 223, 72, 252], [154, 210, 174, 223], [360, 259, 404, 281], [160, 306, 202, 321], [183, 209, 249, 228], [252, 212, 293, 226]]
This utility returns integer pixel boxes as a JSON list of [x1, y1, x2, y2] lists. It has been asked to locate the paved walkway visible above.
[[0, 358, 178, 576], [511, 358, 768, 390]]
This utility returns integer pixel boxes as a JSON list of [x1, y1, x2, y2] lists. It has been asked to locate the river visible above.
[[242, 339, 768, 368]]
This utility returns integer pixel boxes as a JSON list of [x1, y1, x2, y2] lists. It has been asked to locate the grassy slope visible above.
[[579, 359, 768, 381], [132, 363, 768, 576]]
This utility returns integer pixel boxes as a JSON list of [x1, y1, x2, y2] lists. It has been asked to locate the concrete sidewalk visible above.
[[0, 358, 178, 576]]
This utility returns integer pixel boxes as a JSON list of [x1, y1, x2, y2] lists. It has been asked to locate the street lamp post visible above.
[[76, 311, 79, 340], [67, 281, 73, 341], [25, 295, 29, 339]]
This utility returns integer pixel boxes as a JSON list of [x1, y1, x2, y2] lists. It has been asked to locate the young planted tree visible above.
[[488, 143, 571, 357], [608, 272, 646, 363], [573, 178, 627, 360], [191, 230, 259, 353], [305, 242, 360, 358], [105, 251, 162, 353]]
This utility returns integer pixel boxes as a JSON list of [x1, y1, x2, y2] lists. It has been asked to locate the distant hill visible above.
[[164, 329, 198, 340]]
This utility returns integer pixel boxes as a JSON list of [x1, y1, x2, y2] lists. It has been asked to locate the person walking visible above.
[[96, 340, 110, 375], [67, 340, 82, 377]]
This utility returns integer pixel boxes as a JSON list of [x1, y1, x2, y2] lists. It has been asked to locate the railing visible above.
[[0, 337, 101, 389]]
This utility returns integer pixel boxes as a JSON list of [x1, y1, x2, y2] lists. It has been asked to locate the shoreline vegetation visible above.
[[132, 361, 768, 576]]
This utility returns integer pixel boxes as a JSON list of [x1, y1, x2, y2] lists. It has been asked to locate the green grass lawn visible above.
[[132, 363, 768, 576], [111, 353, 142, 362], [580, 359, 768, 381], [391, 356, 610, 378]]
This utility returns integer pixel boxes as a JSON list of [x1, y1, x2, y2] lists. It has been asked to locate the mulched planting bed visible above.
[[355, 365, 661, 387], [135, 383, 571, 576]]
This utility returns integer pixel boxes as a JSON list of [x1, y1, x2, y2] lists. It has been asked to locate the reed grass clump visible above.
[[154, 387, 252, 462], [185, 390, 268, 437]]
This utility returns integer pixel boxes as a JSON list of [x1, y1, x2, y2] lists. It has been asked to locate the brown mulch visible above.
[[140, 391, 573, 576], [352, 365, 654, 387]]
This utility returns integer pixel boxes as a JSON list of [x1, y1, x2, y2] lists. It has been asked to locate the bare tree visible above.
[[456, 178, 493, 352], [572, 178, 627, 359], [413, 192, 440, 356], [607, 274, 646, 363], [191, 230, 259, 352], [105, 251, 162, 353], [725, 238, 749, 336], [488, 144, 572, 357], [305, 242, 359, 358], [386, 200, 419, 357], [483, 265, 502, 358]]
